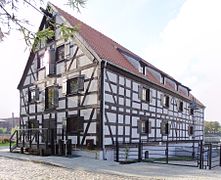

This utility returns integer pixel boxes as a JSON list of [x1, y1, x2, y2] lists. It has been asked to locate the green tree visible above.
[[0, 0, 86, 45], [0, 128, 7, 134], [204, 121, 221, 134]]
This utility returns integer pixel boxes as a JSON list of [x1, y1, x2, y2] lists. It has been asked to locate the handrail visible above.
[[9, 130, 18, 152]]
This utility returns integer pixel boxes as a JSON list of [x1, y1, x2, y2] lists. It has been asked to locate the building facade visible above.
[[16, 3, 205, 160]]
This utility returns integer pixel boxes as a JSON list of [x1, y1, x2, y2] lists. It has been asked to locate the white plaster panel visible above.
[[126, 89, 131, 98], [118, 114, 123, 124], [133, 82, 139, 92], [132, 102, 140, 109], [132, 93, 139, 102], [81, 94, 97, 106], [81, 67, 97, 79], [88, 79, 98, 92], [68, 96, 78, 107], [107, 112, 116, 123], [119, 76, 124, 85], [111, 125, 116, 134], [119, 97, 124, 105], [38, 69, 45, 80], [110, 84, 117, 94], [105, 94, 114, 103], [105, 82, 111, 92], [118, 126, 123, 135], [126, 99, 131, 107], [149, 106, 155, 112], [125, 115, 130, 125], [107, 71, 117, 83], [29, 104, 35, 114], [125, 126, 130, 135], [81, 108, 96, 120], [132, 117, 139, 126], [58, 100, 65, 109], [132, 128, 139, 138], [78, 55, 92, 67], [87, 122, 96, 133], [125, 79, 131, 88], [56, 62, 65, 74], [142, 103, 148, 111], [119, 87, 124, 96]]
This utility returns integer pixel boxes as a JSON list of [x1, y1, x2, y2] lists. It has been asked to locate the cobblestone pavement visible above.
[[0, 147, 221, 180], [0, 157, 142, 180]]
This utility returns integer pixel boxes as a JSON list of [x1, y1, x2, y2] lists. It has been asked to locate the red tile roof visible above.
[[51, 3, 205, 108]]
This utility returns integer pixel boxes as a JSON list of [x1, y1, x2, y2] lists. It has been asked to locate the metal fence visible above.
[[114, 140, 221, 169]]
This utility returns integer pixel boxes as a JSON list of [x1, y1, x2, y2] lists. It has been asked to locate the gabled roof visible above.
[[17, 2, 205, 108], [51, 3, 204, 108]]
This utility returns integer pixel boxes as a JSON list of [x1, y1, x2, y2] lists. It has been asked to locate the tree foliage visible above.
[[0, 0, 86, 46], [204, 121, 221, 134]]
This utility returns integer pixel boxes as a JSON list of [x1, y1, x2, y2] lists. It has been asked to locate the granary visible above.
[[12, 2, 205, 161]]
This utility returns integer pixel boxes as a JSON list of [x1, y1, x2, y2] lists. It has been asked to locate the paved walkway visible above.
[[0, 147, 221, 179]]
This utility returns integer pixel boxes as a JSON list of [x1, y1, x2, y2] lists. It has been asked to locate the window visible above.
[[161, 94, 170, 108], [67, 76, 84, 95], [67, 116, 84, 135], [45, 86, 58, 110], [161, 121, 170, 135], [37, 55, 44, 69], [139, 86, 151, 102], [138, 119, 151, 134], [178, 100, 183, 112], [56, 45, 65, 61], [139, 63, 146, 75], [28, 89, 39, 103], [27, 120, 39, 129], [190, 108, 194, 115], [188, 125, 194, 136]]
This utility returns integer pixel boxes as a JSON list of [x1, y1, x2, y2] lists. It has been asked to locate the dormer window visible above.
[[139, 63, 146, 75]]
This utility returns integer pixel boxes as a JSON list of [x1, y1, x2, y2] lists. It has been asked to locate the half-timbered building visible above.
[[13, 2, 205, 161]]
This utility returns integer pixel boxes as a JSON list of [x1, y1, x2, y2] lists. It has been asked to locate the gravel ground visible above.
[[0, 157, 144, 180]]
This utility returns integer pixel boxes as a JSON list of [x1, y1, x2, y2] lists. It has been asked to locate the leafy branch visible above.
[[0, 0, 86, 47]]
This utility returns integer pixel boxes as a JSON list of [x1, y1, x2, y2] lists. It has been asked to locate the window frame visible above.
[[178, 100, 184, 112], [67, 75, 85, 95], [56, 45, 65, 62], [138, 118, 151, 134], [66, 115, 84, 135], [162, 94, 170, 108], [161, 121, 170, 135], [45, 86, 59, 110]]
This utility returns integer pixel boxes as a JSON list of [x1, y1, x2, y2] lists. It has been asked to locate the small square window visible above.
[[67, 116, 84, 135], [67, 76, 84, 95], [28, 89, 39, 103]]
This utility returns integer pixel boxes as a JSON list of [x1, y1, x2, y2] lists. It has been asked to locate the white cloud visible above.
[[144, 0, 221, 121]]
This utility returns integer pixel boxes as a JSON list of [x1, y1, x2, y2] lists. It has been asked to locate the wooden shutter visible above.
[[146, 88, 150, 102], [160, 94, 164, 106], [53, 87, 59, 107], [49, 48, 56, 75], [35, 88, 39, 101], [137, 120, 141, 133], [138, 85, 143, 100], [78, 75, 85, 91], [65, 42, 70, 58], [62, 77, 67, 95]]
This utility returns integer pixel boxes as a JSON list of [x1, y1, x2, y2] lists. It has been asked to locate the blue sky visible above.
[[0, 0, 220, 122]]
